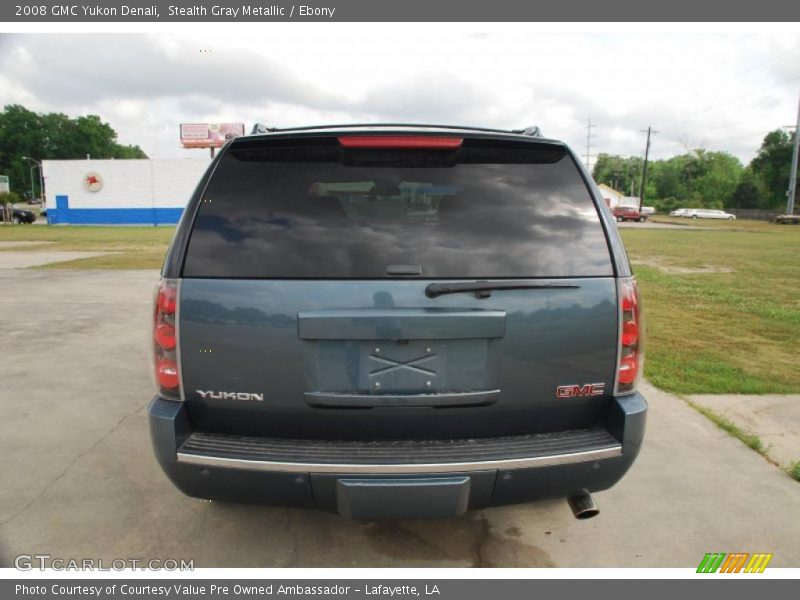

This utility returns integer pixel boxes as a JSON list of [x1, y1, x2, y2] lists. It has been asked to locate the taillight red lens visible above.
[[621, 320, 639, 346], [157, 286, 177, 314], [618, 355, 638, 385], [337, 136, 464, 149], [153, 279, 181, 399], [156, 358, 179, 389], [622, 294, 636, 312], [155, 322, 176, 350], [616, 277, 643, 394]]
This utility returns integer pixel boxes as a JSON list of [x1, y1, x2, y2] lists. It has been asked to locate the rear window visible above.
[[182, 137, 613, 278]]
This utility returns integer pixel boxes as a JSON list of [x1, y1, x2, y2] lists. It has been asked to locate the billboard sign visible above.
[[180, 123, 245, 148]]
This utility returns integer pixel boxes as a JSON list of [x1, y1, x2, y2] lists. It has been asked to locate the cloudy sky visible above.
[[0, 29, 798, 166]]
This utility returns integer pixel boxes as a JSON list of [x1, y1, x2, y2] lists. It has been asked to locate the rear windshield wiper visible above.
[[425, 280, 580, 299]]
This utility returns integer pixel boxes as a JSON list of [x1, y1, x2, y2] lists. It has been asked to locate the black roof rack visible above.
[[250, 123, 544, 137]]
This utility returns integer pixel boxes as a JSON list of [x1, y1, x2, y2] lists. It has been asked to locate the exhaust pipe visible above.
[[568, 491, 599, 520]]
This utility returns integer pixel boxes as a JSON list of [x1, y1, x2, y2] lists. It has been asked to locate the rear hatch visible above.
[[177, 133, 618, 440]]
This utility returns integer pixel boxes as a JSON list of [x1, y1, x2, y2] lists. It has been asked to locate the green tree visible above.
[[592, 153, 643, 195], [749, 129, 795, 209], [728, 169, 764, 209], [592, 129, 795, 212], [652, 156, 689, 201], [594, 150, 742, 209], [0, 104, 147, 199], [691, 150, 743, 209]]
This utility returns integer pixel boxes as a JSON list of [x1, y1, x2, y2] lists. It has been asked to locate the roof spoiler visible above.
[[250, 123, 544, 137]]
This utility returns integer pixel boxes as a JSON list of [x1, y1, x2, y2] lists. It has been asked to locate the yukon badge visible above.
[[196, 390, 265, 402], [556, 383, 605, 398]]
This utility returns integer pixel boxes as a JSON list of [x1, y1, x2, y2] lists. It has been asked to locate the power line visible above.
[[679, 73, 800, 121], [589, 47, 800, 159], [703, 128, 775, 145], [620, 44, 800, 125], [638, 75, 800, 153], [628, 71, 800, 135], [736, 44, 800, 77]]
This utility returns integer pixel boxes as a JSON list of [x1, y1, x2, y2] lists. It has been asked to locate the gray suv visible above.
[[149, 124, 646, 519]]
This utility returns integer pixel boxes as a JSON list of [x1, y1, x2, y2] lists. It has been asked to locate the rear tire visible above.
[[638, 216, 646, 223], [616, 216, 623, 222]]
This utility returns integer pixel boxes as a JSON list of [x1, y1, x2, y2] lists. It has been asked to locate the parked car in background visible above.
[[683, 209, 735, 220], [670, 208, 689, 217], [0, 206, 36, 224], [612, 206, 647, 222], [148, 123, 647, 520]]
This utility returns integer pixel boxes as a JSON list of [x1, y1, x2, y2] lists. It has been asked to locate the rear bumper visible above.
[[149, 393, 646, 517]]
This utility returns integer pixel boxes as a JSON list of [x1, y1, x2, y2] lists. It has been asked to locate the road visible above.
[[0, 266, 798, 567]]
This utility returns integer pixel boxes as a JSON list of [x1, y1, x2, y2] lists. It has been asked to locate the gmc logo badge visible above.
[[556, 383, 605, 398]]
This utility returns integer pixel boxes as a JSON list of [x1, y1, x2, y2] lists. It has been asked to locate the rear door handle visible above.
[[305, 390, 500, 408]]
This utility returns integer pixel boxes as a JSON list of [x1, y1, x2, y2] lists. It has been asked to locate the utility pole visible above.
[[585, 118, 596, 173], [638, 127, 658, 213], [787, 91, 800, 215], [22, 156, 43, 202], [28, 165, 35, 201]]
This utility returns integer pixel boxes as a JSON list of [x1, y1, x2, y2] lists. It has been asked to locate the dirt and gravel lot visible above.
[[0, 264, 798, 567]]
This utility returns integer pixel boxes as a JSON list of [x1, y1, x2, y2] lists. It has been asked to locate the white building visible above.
[[597, 183, 642, 209], [43, 158, 210, 225], [597, 184, 624, 208]]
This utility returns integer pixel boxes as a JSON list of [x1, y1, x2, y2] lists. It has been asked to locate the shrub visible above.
[[0, 191, 23, 206]]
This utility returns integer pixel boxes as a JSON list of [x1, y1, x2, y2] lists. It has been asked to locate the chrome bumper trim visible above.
[[176, 445, 622, 474]]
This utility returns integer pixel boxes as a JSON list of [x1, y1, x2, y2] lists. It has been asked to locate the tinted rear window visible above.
[[182, 138, 613, 278]]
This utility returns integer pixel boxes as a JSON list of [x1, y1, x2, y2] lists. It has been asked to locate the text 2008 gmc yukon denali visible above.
[[149, 124, 646, 519]]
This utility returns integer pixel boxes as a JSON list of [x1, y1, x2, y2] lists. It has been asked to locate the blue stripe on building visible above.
[[48, 195, 184, 225]]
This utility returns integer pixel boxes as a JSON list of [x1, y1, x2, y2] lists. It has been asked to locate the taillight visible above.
[[337, 136, 464, 149], [153, 278, 182, 400], [156, 358, 179, 389], [616, 277, 643, 395]]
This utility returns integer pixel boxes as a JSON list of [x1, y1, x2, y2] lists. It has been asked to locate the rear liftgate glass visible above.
[[183, 135, 614, 279]]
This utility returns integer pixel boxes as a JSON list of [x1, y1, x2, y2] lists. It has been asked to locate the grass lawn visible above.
[[0, 224, 175, 269], [1, 218, 798, 395], [621, 218, 800, 395]]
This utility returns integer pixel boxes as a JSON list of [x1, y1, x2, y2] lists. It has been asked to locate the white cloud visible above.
[[0, 30, 798, 163]]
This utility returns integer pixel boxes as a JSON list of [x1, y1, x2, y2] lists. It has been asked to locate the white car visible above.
[[683, 209, 736, 220], [670, 208, 689, 217]]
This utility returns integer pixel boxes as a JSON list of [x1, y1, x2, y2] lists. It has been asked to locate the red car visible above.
[[613, 206, 647, 223]]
